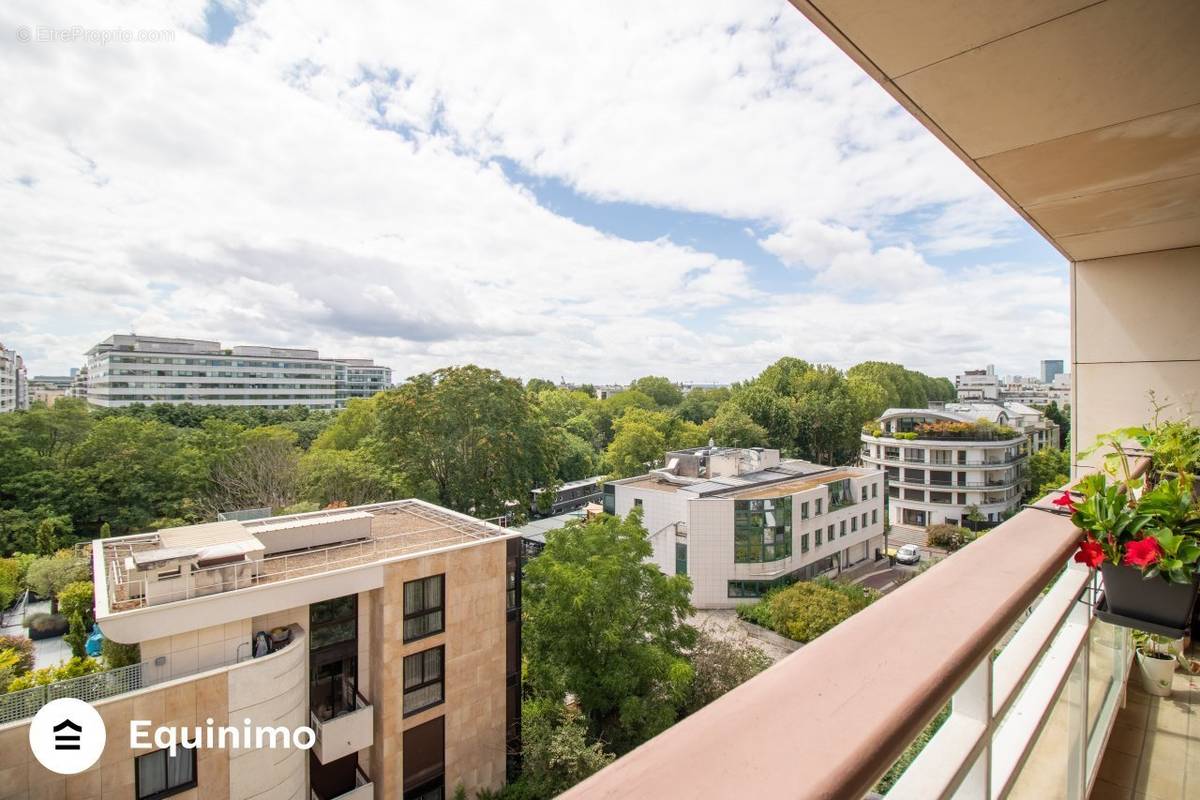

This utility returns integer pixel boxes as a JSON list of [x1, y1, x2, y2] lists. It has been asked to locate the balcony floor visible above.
[[1092, 651, 1200, 800]]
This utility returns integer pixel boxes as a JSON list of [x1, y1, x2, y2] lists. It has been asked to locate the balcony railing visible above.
[[562, 485, 1137, 800], [869, 453, 1024, 467], [311, 683, 374, 764]]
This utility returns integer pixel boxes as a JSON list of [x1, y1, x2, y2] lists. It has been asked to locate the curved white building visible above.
[[861, 405, 1030, 528]]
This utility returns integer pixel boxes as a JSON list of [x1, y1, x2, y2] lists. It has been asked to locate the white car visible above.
[[895, 544, 922, 565]]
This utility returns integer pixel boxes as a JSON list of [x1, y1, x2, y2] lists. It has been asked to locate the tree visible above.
[[709, 405, 768, 448], [1041, 401, 1070, 448], [728, 384, 796, 451], [59, 581, 94, 659], [35, 517, 63, 556], [1025, 446, 1070, 502], [375, 366, 555, 517], [204, 426, 301, 514], [629, 376, 684, 408], [675, 387, 730, 424], [299, 448, 403, 507], [0, 558, 21, 611], [523, 510, 696, 752], [552, 430, 600, 482], [24, 554, 88, 614], [605, 417, 667, 479], [681, 631, 772, 715], [518, 698, 616, 797], [310, 397, 380, 451], [99, 522, 111, 539], [101, 638, 141, 669]]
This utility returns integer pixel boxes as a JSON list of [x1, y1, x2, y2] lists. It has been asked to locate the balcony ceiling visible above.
[[790, 0, 1200, 261]]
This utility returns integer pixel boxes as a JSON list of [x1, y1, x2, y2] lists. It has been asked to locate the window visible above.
[[827, 524, 834, 542], [828, 479, 855, 510], [633, 498, 643, 508], [404, 646, 445, 716], [861, 512, 868, 528], [814, 498, 823, 516], [404, 716, 445, 800], [404, 575, 444, 642], [851, 517, 857, 532], [801, 534, 810, 553], [861, 485, 868, 501], [871, 483, 878, 498], [872, 510, 878, 524], [675, 542, 687, 576], [733, 498, 792, 563], [136, 748, 196, 800], [840, 520, 846, 537], [800, 501, 809, 520]]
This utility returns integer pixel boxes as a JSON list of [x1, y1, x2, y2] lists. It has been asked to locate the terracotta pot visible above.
[[1101, 562, 1199, 630]]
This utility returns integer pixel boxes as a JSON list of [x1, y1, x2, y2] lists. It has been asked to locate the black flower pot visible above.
[[1101, 562, 1200, 629]]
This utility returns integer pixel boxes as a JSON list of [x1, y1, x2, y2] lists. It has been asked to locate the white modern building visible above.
[[604, 445, 886, 607], [954, 365, 1001, 401], [82, 335, 392, 409], [859, 402, 1060, 527], [0, 342, 28, 413]]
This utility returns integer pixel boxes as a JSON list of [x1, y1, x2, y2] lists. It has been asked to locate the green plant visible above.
[[743, 578, 878, 644], [26, 612, 68, 640], [1131, 630, 1191, 670], [5, 656, 104, 693], [101, 638, 141, 668], [926, 524, 975, 552]]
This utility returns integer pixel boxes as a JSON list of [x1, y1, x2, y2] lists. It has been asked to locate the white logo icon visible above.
[[29, 698, 106, 774]]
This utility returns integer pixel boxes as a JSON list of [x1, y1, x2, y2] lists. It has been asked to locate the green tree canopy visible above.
[[375, 365, 555, 517], [523, 510, 696, 752], [709, 405, 768, 448], [628, 376, 684, 408]]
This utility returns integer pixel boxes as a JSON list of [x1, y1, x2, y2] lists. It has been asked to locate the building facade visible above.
[[0, 342, 28, 413], [1039, 359, 1064, 384], [860, 403, 1057, 527], [605, 446, 886, 608], [529, 475, 605, 517], [0, 499, 519, 800], [82, 335, 392, 409]]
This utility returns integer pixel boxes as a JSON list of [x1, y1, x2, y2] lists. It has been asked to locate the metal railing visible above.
[[105, 507, 507, 612], [0, 628, 298, 726]]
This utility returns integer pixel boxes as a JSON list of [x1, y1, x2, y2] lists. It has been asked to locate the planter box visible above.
[[1100, 562, 1199, 630]]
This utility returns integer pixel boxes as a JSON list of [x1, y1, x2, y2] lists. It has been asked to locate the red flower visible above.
[[1074, 537, 1104, 569], [1123, 537, 1162, 568], [1052, 491, 1076, 513]]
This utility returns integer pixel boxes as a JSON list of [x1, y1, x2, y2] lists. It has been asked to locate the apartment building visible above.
[[0, 500, 520, 800], [861, 404, 1043, 527], [331, 359, 394, 405], [604, 445, 885, 607], [29, 375, 72, 406], [1039, 359, 1064, 384], [0, 342, 28, 413], [528, 475, 605, 518], [953, 365, 1000, 401], [83, 335, 392, 409]]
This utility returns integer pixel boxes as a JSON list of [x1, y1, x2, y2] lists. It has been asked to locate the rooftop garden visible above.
[[863, 418, 1020, 441]]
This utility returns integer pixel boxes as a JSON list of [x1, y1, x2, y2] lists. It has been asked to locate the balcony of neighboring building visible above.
[[310, 675, 374, 765]]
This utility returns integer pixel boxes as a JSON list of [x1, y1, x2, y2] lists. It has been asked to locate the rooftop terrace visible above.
[[100, 500, 506, 614]]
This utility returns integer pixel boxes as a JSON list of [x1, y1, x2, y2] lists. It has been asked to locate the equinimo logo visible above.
[[29, 698, 106, 774]]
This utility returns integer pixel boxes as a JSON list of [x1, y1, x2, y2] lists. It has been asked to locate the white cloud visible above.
[[0, 0, 1065, 383]]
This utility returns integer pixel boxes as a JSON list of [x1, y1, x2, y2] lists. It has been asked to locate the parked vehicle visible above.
[[896, 544, 922, 565]]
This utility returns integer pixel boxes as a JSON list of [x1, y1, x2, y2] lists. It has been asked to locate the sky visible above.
[[0, 0, 1069, 384]]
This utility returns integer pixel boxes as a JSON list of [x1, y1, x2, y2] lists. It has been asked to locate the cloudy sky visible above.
[[1, 0, 1067, 384]]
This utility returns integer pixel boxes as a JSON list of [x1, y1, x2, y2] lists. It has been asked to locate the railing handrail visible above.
[[0, 624, 305, 727], [105, 511, 508, 612], [560, 476, 1114, 800]]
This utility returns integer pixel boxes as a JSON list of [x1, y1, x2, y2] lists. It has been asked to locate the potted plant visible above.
[[1131, 630, 1189, 697], [1065, 416, 1200, 629]]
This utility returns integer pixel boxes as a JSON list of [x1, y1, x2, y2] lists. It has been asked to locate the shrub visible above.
[[0, 558, 19, 611], [5, 657, 104, 693], [0, 635, 35, 674], [926, 524, 975, 552], [746, 578, 879, 644], [101, 639, 141, 669], [894, 432, 918, 440], [682, 631, 772, 715], [517, 697, 615, 797], [26, 612, 68, 640]]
